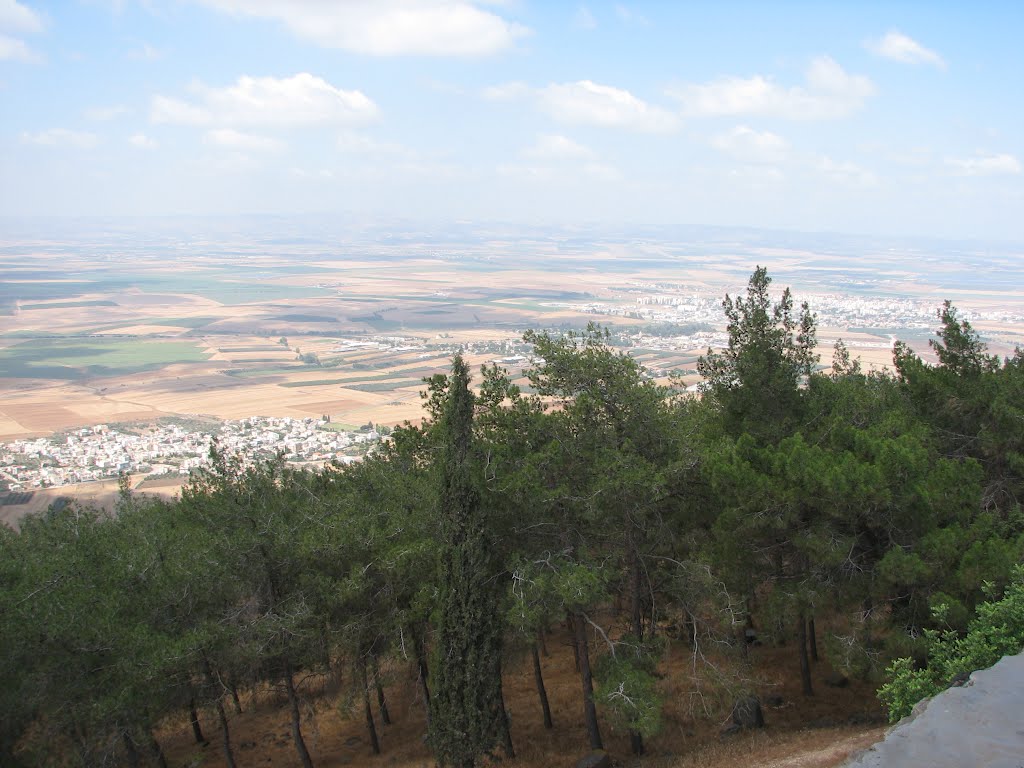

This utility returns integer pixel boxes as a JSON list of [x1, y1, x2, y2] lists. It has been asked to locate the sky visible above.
[[1, 1, 1023, 241]]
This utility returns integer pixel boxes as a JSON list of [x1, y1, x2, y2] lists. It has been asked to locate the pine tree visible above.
[[697, 266, 817, 443], [430, 356, 506, 768]]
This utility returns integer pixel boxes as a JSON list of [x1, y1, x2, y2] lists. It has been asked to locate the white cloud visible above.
[[0, 0, 43, 33], [0, 32, 31, 60], [129, 132, 158, 149], [580, 162, 619, 181], [126, 42, 162, 61], [198, 150, 260, 174], [539, 80, 678, 132], [422, 78, 466, 96], [151, 95, 211, 125], [573, 5, 596, 30], [501, 133, 618, 182], [151, 73, 378, 126], [727, 165, 785, 186], [816, 156, 877, 187], [205, 128, 284, 152], [711, 126, 788, 164], [20, 129, 98, 149], [946, 152, 1021, 176], [337, 132, 411, 155], [867, 31, 945, 69], [390, 159, 465, 180], [481, 80, 529, 101], [291, 167, 335, 180], [614, 4, 648, 26], [496, 163, 545, 180], [85, 104, 131, 121], [196, 0, 529, 56], [498, 161, 617, 182], [522, 134, 594, 160], [670, 56, 874, 120], [0, 1, 42, 62]]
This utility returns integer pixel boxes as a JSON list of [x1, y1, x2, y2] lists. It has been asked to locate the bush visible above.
[[594, 636, 666, 739], [878, 565, 1024, 722]]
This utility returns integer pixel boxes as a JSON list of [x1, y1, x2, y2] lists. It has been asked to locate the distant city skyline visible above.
[[2, 1, 1022, 241]]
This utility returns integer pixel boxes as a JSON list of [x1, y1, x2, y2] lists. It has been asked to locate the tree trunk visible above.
[[360, 659, 381, 755], [684, 610, 697, 648], [202, 657, 237, 768], [531, 643, 553, 729], [411, 628, 431, 726], [797, 613, 813, 696], [574, 611, 603, 750], [630, 730, 645, 756], [148, 731, 169, 768], [188, 699, 205, 745], [283, 657, 315, 768], [627, 546, 647, 757], [230, 680, 243, 714], [538, 625, 549, 658], [498, 680, 515, 759], [70, 722, 95, 768], [371, 653, 391, 726], [569, 612, 581, 673], [214, 696, 237, 768], [627, 546, 646, 757], [861, 595, 874, 647], [627, 555, 646, 755], [808, 617, 819, 662], [122, 731, 140, 768], [629, 546, 644, 641]]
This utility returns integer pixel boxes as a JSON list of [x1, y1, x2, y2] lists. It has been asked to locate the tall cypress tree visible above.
[[430, 356, 506, 768]]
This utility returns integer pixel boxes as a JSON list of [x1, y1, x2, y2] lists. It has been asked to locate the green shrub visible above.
[[878, 565, 1024, 722], [594, 636, 666, 739]]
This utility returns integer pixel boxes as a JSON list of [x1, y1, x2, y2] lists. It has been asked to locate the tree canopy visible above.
[[2, 267, 1021, 765]]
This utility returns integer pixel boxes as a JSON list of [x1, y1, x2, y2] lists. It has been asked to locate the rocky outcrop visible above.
[[844, 651, 1024, 768]]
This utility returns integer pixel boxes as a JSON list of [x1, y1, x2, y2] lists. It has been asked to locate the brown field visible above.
[[0, 472, 184, 528], [2, 243, 1022, 442], [95, 324, 193, 335]]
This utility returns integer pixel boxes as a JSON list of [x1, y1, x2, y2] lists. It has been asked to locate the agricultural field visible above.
[[0, 473, 182, 529], [0, 337, 210, 379], [2, 227, 1023, 440]]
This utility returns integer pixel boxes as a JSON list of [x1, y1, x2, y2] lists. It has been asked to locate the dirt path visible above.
[[761, 727, 886, 768]]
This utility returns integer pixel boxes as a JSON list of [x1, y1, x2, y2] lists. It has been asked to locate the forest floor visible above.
[[160, 626, 888, 768]]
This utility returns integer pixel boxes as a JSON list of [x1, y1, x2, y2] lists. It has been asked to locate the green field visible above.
[[277, 366, 442, 388], [226, 365, 309, 378], [217, 346, 284, 352], [0, 338, 211, 380], [2, 270, 333, 316], [147, 317, 219, 329], [343, 379, 424, 392], [223, 357, 294, 364], [275, 314, 337, 323]]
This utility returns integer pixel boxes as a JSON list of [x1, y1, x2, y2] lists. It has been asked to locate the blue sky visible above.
[[2, 1, 1022, 240]]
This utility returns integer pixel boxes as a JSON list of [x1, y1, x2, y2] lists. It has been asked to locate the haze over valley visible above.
[[2, 219, 1022, 505]]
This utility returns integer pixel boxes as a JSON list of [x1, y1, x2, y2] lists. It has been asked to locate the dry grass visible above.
[[159, 624, 886, 768]]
